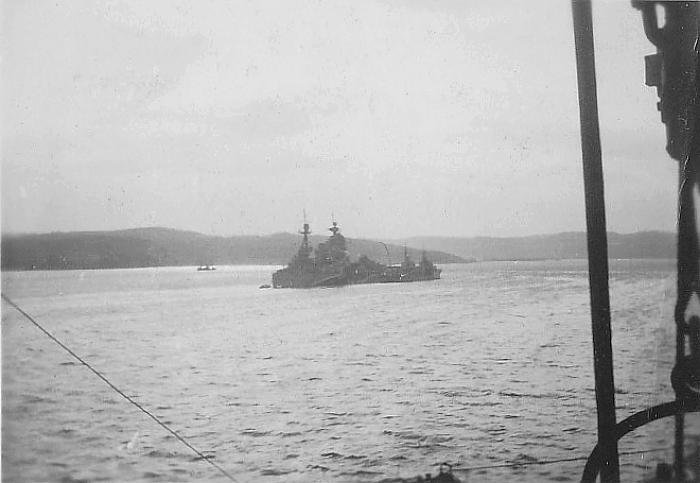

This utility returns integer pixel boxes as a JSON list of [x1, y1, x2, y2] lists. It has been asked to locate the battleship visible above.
[[271, 220, 441, 288]]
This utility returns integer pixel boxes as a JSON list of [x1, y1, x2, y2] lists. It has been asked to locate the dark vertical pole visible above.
[[676, 410, 685, 479], [676, 162, 688, 480], [571, 1, 620, 482]]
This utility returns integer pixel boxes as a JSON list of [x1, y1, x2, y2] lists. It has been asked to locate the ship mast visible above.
[[299, 210, 311, 257], [328, 219, 338, 262]]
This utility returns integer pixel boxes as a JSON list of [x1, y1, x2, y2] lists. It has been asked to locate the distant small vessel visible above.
[[272, 220, 441, 288], [197, 264, 216, 271]]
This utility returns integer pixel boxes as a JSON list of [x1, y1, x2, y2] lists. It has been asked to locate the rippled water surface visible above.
[[2, 260, 698, 482]]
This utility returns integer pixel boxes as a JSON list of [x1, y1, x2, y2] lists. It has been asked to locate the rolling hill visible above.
[[396, 231, 675, 261], [1, 227, 468, 270]]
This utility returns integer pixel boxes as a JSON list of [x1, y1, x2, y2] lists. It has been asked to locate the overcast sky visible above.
[[2, 0, 677, 239]]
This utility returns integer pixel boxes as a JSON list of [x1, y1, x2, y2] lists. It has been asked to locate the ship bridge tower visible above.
[[300, 222, 311, 247], [329, 221, 340, 236], [298, 222, 312, 259], [315, 218, 348, 265]]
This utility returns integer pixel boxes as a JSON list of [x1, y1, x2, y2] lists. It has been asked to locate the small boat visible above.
[[197, 264, 216, 271]]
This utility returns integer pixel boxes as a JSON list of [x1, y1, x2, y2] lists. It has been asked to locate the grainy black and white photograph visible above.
[[2, 1, 700, 482]]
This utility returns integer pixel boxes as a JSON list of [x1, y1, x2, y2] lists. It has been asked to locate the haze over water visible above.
[[2, 260, 697, 482]]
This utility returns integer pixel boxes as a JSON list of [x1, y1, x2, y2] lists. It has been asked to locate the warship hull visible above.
[[272, 265, 348, 289], [271, 221, 441, 288], [272, 265, 441, 288]]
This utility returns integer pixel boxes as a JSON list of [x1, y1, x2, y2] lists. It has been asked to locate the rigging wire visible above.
[[1, 293, 240, 483], [451, 446, 672, 473]]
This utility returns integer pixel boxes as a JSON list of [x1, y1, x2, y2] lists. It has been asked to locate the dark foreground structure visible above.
[[272, 221, 441, 288], [574, 2, 700, 482]]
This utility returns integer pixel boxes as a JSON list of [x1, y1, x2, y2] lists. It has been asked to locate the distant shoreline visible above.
[[0, 227, 469, 271], [0, 260, 473, 273], [1, 227, 675, 272], [1, 258, 678, 273]]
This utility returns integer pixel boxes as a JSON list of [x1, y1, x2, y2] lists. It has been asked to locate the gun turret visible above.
[[633, 1, 700, 161]]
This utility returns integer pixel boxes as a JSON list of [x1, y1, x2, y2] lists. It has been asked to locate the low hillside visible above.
[[397, 231, 675, 261], [1, 227, 467, 270]]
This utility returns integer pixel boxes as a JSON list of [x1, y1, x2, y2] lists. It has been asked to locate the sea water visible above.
[[2, 260, 698, 482]]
